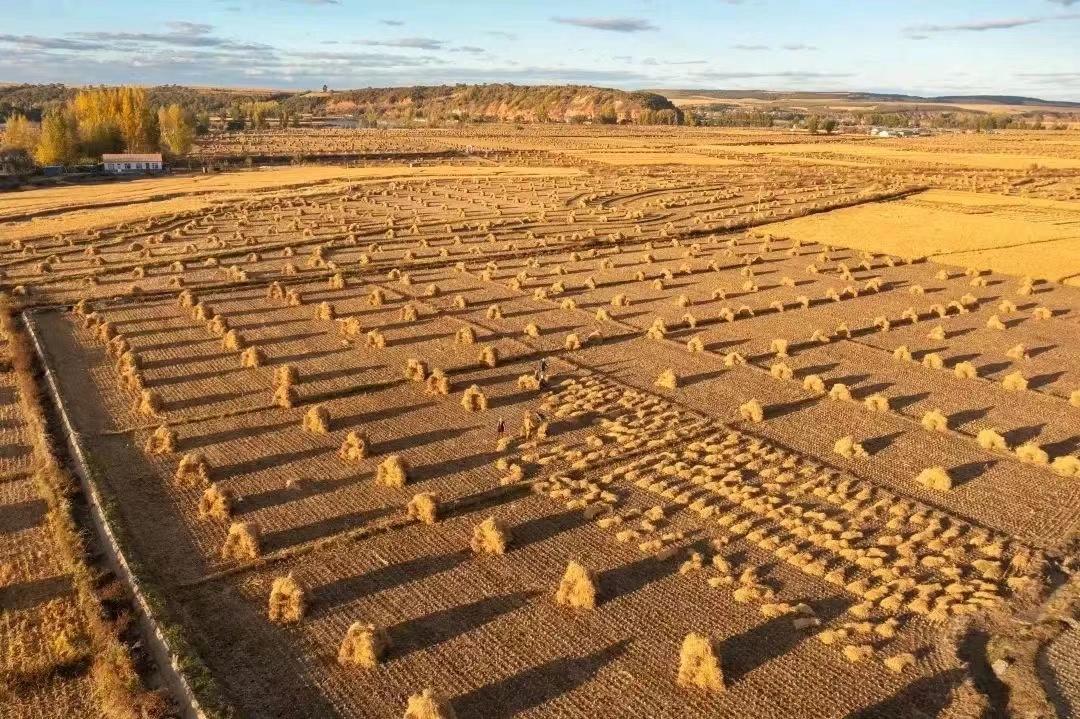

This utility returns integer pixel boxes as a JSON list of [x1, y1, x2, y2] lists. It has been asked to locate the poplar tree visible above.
[[35, 107, 79, 165], [0, 113, 39, 154], [158, 104, 195, 155]]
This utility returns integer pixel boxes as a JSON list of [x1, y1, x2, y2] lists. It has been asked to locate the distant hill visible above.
[[0, 83, 681, 125], [842, 92, 1080, 108], [654, 89, 1080, 111], [922, 94, 1080, 108], [283, 85, 681, 124]]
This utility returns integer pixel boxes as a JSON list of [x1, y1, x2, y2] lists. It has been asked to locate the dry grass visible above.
[[739, 399, 764, 423], [834, 436, 869, 459], [1003, 372, 1028, 391], [175, 453, 211, 487], [404, 688, 457, 719], [339, 431, 370, 462], [921, 409, 949, 432], [1052, 455, 1080, 477], [884, 653, 917, 674], [144, 424, 176, 455], [864, 393, 890, 412], [460, 384, 488, 412], [221, 329, 245, 351], [677, 632, 725, 693], [377, 455, 410, 488], [977, 429, 1010, 452], [267, 574, 306, 624], [407, 492, 439, 524], [0, 304, 166, 717], [843, 645, 874, 664], [478, 346, 499, 368], [275, 364, 299, 387], [954, 361, 978, 379], [770, 363, 793, 381], [136, 389, 163, 416], [555, 561, 597, 610], [1015, 443, 1049, 465], [517, 374, 541, 391], [338, 623, 389, 668], [470, 517, 512, 555], [222, 521, 261, 560], [273, 384, 299, 408], [426, 369, 451, 396], [915, 467, 952, 492], [455, 327, 476, 345], [240, 346, 265, 368], [828, 383, 852, 401], [655, 369, 679, 390], [302, 404, 331, 433], [198, 483, 234, 519]]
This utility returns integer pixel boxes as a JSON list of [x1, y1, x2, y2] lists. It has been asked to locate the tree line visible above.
[[1, 83, 684, 128], [1, 87, 196, 167], [681, 104, 1070, 131]]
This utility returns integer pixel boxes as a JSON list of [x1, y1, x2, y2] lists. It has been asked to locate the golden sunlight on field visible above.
[[2, 124, 1079, 719], [561, 151, 746, 166], [1, 164, 582, 242], [768, 189, 1080, 283], [709, 143, 1080, 171]]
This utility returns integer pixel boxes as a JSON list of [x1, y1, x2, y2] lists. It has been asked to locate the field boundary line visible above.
[[930, 233, 1080, 259]]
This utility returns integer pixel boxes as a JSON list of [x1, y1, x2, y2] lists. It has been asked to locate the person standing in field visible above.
[[496, 417, 505, 439]]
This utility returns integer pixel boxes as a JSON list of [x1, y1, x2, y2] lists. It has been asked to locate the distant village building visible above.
[[869, 127, 925, 138], [102, 153, 163, 173]]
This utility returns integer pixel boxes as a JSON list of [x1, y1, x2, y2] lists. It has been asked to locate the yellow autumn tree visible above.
[[72, 88, 124, 157], [158, 104, 195, 156], [117, 87, 158, 153], [35, 107, 79, 166], [68, 87, 159, 156], [1, 113, 39, 155]]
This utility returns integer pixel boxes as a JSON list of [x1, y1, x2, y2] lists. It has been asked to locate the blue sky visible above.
[[1, 0, 1078, 99]]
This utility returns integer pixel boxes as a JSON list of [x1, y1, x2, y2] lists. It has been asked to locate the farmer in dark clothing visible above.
[[496, 417, 505, 438]]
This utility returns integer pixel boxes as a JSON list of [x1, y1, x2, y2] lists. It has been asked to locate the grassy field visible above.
[[2, 124, 1078, 719]]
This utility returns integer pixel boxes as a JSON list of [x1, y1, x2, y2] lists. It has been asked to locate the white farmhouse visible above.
[[102, 153, 163, 173]]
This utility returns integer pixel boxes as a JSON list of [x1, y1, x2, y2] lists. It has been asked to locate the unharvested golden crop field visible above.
[[698, 142, 1080, 171], [2, 124, 1079, 719], [769, 189, 1080, 285]]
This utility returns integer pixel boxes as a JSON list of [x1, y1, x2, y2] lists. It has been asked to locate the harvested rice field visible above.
[[3, 125, 1079, 719]]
